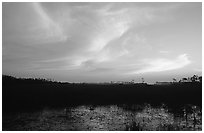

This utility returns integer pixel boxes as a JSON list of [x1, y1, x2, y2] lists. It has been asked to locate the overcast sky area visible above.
[[2, 2, 202, 83]]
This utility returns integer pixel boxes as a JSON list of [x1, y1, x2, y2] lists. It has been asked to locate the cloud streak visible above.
[[32, 3, 67, 44], [129, 54, 191, 74]]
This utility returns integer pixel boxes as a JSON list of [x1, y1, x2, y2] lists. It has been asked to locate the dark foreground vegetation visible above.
[[2, 75, 202, 131]]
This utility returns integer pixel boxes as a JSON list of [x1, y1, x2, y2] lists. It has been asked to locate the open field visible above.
[[2, 75, 202, 131]]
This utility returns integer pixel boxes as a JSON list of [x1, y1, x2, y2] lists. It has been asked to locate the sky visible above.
[[2, 2, 202, 83]]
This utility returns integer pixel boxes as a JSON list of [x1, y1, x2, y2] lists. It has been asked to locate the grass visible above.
[[2, 104, 202, 131]]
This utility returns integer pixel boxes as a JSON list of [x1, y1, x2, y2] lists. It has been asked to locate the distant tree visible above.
[[182, 78, 188, 82], [131, 79, 135, 84], [172, 78, 177, 83], [198, 76, 202, 83], [191, 75, 199, 82]]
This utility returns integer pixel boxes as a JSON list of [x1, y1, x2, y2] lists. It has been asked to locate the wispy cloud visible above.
[[24, 3, 188, 73], [32, 3, 67, 44], [129, 54, 191, 74]]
